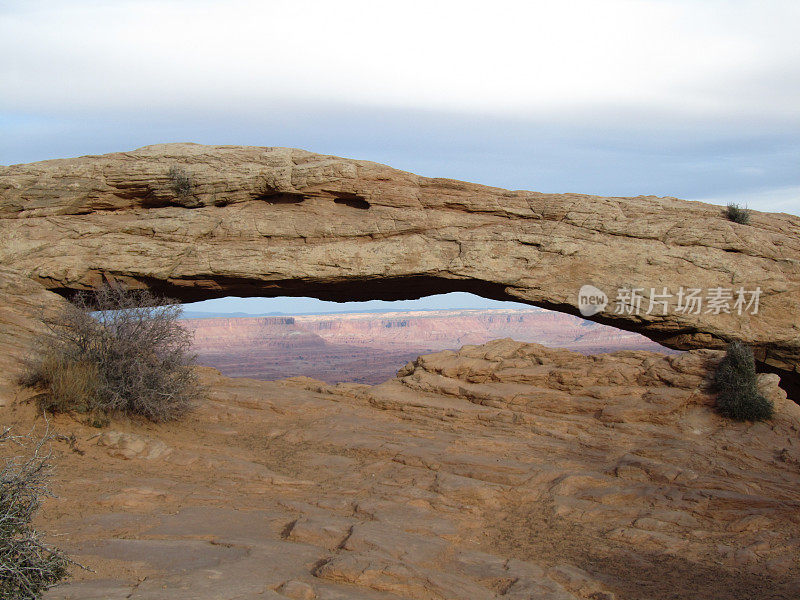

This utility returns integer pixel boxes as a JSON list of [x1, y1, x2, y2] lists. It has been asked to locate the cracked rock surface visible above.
[[0, 340, 795, 599]]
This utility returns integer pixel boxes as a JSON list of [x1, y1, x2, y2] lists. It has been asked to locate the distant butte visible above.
[[183, 309, 678, 384]]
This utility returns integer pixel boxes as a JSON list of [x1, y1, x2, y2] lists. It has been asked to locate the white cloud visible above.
[[2, 0, 799, 119]]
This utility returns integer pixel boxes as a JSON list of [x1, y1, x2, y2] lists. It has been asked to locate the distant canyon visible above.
[[183, 308, 677, 384]]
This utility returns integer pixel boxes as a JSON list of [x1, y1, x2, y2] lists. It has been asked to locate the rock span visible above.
[[1, 143, 799, 399]]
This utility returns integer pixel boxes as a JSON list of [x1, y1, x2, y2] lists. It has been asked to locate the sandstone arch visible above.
[[1, 143, 799, 400]]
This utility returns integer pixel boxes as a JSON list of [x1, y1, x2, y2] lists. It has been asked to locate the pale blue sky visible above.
[[2, 1, 798, 313], [183, 293, 534, 315]]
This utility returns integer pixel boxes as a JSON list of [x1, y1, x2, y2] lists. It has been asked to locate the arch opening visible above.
[[180, 292, 680, 385], [47, 273, 799, 399]]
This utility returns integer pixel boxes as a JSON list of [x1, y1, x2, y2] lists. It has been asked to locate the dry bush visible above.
[[713, 341, 773, 421], [725, 202, 750, 225], [21, 356, 100, 416], [167, 166, 192, 197], [1, 428, 69, 598], [19, 286, 203, 422]]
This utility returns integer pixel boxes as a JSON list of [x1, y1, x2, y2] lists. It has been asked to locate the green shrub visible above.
[[1, 428, 69, 598], [167, 166, 192, 197], [713, 342, 773, 421], [725, 203, 750, 225], [19, 286, 203, 423]]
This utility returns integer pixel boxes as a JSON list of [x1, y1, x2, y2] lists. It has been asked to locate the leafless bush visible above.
[[19, 286, 203, 422], [167, 166, 192, 197], [1, 427, 69, 598]]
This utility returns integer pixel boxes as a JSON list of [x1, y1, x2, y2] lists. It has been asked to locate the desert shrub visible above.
[[713, 342, 773, 421], [1, 428, 69, 598], [725, 202, 750, 225], [167, 166, 192, 197], [19, 286, 202, 422], [21, 356, 100, 416]]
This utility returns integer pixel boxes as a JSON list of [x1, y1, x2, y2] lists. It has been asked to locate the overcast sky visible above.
[[2, 1, 798, 313]]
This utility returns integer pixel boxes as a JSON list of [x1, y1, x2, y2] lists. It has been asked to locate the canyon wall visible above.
[[184, 309, 676, 384]]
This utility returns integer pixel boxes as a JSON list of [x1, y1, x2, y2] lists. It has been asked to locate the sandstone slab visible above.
[[2, 340, 788, 599], [1, 144, 798, 397]]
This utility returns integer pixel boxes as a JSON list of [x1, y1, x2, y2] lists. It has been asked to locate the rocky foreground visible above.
[[3, 340, 798, 599]]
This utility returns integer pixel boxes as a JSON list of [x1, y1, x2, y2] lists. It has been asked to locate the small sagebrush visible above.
[[19, 286, 203, 423], [19, 356, 100, 416], [1, 428, 69, 599], [713, 342, 773, 421], [725, 203, 750, 225], [167, 166, 192, 197]]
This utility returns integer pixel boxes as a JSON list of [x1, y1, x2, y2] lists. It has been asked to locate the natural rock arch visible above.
[[1, 143, 799, 400]]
